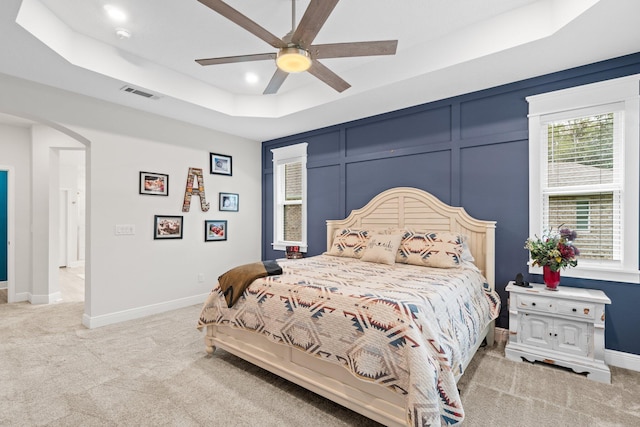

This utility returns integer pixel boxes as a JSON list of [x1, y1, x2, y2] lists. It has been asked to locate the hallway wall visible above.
[[0, 124, 31, 298]]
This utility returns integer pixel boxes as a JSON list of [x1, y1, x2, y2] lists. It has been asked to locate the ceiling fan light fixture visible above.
[[276, 47, 311, 73]]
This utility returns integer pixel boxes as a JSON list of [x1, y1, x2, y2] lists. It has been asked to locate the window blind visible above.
[[542, 111, 623, 261]]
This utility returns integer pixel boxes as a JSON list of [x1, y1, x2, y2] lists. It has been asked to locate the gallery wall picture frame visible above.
[[210, 153, 232, 176], [219, 192, 239, 212], [154, 215, 183, 239], [140, 171, 169, 196], [205, 220, 227, 242]]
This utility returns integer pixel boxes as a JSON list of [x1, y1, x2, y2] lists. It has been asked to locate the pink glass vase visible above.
[[543, 265, 560, 290]]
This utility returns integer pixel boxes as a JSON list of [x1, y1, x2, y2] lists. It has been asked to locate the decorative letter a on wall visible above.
[[182, 167, 210, 212]]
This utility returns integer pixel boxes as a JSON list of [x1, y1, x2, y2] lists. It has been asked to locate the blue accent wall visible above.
[[262, 52, 640, 356], [0, 170, 7, 282]]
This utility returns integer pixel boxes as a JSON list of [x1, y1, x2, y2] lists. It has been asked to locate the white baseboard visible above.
[[12, 292, 29, 303], [82, 293, 209, 329], [605, 349, 640, 372], [29, 291, 62, 304]]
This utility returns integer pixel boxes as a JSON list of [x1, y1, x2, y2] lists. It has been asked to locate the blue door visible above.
[[0, 170, 7, 281]]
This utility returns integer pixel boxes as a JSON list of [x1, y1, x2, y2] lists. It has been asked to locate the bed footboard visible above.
[[205, 320, 495, 426], [206, 324, 407, 427]]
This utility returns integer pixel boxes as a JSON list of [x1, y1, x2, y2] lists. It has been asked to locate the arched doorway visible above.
[[0, 111, 90, 316]]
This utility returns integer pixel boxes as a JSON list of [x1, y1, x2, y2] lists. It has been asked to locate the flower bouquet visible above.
[[524, 226, 579, 290]]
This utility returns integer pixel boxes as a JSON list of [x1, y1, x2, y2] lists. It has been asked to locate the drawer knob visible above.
[[572, 308, 577, 312], [532, 302, 536, 306]]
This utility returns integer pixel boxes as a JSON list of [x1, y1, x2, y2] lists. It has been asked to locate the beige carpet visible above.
[[1, 299, 639, 426]]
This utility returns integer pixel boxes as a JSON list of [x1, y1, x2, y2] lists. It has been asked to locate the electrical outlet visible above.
[[198, 273, 205, 283]]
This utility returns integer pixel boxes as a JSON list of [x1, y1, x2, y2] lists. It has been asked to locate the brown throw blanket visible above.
[[218, 260, 282, 308]]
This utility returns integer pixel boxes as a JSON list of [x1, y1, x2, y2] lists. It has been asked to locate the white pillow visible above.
[[461, 237, 475, 262], [361, 233, 403, 265]]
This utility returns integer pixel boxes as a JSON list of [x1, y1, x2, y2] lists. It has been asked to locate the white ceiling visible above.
[[1, 0, 639, 141]]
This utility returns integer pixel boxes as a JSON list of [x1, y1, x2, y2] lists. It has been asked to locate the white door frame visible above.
[[0, 165, 15, 303], [59, 188, 69, 268]]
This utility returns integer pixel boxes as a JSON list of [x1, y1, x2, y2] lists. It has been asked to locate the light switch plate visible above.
[[115, 224, 135, 235]]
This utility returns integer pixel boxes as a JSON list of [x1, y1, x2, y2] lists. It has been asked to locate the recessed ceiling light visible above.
[[245, 72, 259, 84], [115, 28, 131, 39], [104, 5, 127, 22]]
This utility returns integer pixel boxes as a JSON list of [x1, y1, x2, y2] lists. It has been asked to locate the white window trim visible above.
[[271, 143, 308, 252], [527, 74, 640, 284]]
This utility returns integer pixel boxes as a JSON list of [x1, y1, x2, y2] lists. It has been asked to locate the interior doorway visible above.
[[0, 169, 7, 303], [1, 170, 7, 282], [57, 149, 86, 302], [0, 166, 13, 304]]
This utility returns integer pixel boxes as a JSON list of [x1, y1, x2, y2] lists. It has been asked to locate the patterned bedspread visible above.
[[198, 255, 500, 426]]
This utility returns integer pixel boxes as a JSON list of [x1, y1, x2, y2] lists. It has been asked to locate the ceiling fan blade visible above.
[[263, 68, 289, 95], [311, 40, 398, 59], [196, 52, 276, 66], [291, 0, 339, 47], [197, 0, 287, 49], [307, 60, 350, 93]]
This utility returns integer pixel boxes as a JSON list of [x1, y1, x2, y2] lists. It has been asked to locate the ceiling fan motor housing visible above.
[[276, 47, 312, 73]]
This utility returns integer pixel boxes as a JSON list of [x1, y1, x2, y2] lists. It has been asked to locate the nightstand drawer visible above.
[[556, 300, 595, 320], [516, 295, 553, 313]]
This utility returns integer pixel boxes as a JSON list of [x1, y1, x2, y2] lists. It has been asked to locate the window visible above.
[[544, 111, 621, 261], [575, 200, 590, 231], [271, 143, 308, 252], [528, 74, 639, 283]]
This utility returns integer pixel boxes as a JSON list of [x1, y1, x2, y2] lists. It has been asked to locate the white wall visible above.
[[0, 123, 32, 300], [0, 72, 262, 327], [81, 126, 261, 326]]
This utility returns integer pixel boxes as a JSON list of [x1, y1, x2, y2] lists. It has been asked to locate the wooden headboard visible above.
[[326, 187, 496, 290]]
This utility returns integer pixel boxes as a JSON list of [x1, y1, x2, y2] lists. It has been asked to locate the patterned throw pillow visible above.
[[396, 231, 464, 268], [361, 233, 403, 265], [326, 228, 370, 258]]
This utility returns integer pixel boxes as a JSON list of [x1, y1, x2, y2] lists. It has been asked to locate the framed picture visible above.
[[219, 192, 239, 211], [140, 171, 169, 196], [154, 215, 183, 239], [210, 153, 232, 176], [205, 220, 227, 242]]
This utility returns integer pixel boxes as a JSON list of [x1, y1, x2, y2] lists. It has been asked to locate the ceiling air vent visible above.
[[120, 85, 160, 100]]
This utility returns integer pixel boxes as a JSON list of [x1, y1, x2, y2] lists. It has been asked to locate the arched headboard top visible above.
[[326, 187, 496, 289]]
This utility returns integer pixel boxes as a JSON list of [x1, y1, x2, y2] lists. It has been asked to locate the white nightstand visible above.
[[505, 281, 611, 383]]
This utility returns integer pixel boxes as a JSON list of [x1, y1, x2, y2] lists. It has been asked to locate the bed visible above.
[[198, 187, 499, 426]]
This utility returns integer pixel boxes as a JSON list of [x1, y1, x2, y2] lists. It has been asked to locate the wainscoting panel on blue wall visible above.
[[345, 106, 452, 157], [460, 140, 530, 326], [460, 90, 529, 140], [262, 52, 640, 356], [345, 151, 452, 213], [308, 165, 342, 256], [307, 131, 341, 165]]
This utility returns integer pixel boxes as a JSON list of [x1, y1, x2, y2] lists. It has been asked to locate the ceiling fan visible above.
[[195, 0, 398, 95]]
